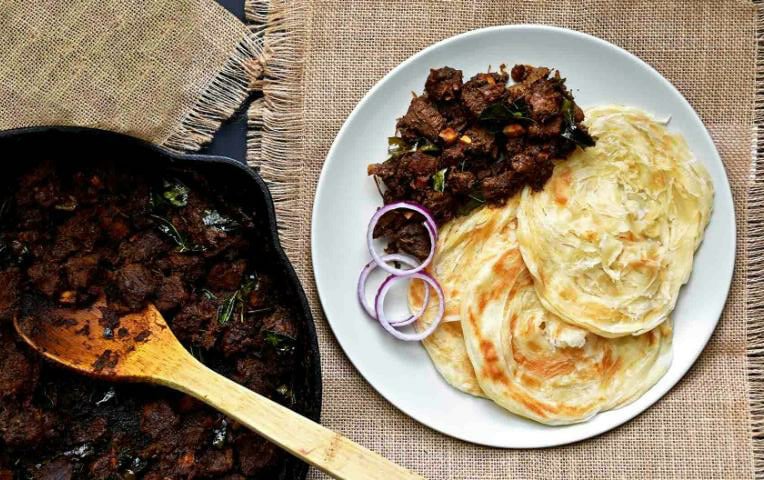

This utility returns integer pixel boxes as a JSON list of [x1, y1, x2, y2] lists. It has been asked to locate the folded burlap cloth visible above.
[[247, 1, 764, 479], [0, 0, 261, 151]]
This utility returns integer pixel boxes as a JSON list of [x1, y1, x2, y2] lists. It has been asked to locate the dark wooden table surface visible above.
[[202, 0, 248, 164]]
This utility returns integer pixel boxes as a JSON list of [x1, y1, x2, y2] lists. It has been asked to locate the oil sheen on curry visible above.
[[0, 159, 304, 478]]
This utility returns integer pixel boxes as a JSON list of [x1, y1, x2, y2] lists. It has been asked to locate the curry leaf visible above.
[[413, 138, 440, 155], [387, 136, 441, 160], [561, 98, 595, 148], [201, 288, 218, 300], [162, 179, 189, 207], [458, 192, 486, 216], [217, 274, 261, 326], [264, 331, 296, 355], [387, 137, 409, 159], [432, 168, 447, 193], [239, 274, 258, 295], [217, 294, 238, 326], [479, 102, 532, 123], [53, 195, 78, 212], [149, 214, 204, 253]]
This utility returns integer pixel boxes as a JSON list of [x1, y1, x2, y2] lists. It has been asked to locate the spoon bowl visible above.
[[14, 298, 422, 480]]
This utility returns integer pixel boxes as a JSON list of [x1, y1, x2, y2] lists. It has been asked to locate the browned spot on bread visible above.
[[582, 231, 598, 242], [513, 347, 575, 378], [468, 311, 478, 329], [553, 169, 572, 205], [618, 231, 638, 242], [409, 280, 426, 309], [585, 302, 618, 321], [560, 288, 575, 301], [597, 348, 622, 382], [519, 373, 541, 389], [653, 171, 666, 187], [510, 391, 549, 418], [479, 340, 507, 384]]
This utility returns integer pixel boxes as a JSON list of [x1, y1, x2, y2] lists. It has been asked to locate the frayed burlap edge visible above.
[[751, 2, 764, 478], [162, 35, 265, 152], [245, 0, 307, 253]]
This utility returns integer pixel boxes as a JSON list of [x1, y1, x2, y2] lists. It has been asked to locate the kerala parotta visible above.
[[517, 106, 713, 337], [408, 199, 519, 397], [461, 247, 673, 425]]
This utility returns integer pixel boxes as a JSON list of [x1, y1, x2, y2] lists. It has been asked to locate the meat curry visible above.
[[368, 64, 594, 258], [0, 159, 303, 479]]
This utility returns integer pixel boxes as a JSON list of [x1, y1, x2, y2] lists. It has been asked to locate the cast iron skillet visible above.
[[0, 126, 322, 480]]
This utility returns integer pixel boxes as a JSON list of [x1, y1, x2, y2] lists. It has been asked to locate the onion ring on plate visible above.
[[374, 271, 445, 341], [357, 253, 430, 326], [367, 201, 437, 276]]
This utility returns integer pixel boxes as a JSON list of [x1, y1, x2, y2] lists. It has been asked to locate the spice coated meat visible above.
[[368, 64, 594, 258], [0, 159, 301, 479]]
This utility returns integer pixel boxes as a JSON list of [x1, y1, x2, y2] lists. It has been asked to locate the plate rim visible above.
[[311, 24, 736, 448]]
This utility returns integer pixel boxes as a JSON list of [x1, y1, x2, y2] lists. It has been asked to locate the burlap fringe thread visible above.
[[752, 3, 764, 478], [245, 0, 307, 256], [162, 34, 264, 152]]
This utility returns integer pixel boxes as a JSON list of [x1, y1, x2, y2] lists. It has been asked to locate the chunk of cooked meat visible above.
[[425, 66, 463, 101], [198, 448, 235, 475], [64, 254, 100, 289], [367, 63, 593, 258], [35, 458, 73, 480], [172, 297, 220, 349], [206, 259, 247, 291], [447, 171, 476, 194], [0, 340, 35, 398], [27, 259, 62, 297], [0, 405, 54, 446], [461, 71, 508, 117], [115, 263, 157, 309], [0, 269, 20, 317], [387, 221, 432, 259], [481, 170, 520, 202], [155, 273, 188, 311], [463, 125, 498, 158], [399, 151, 440, 178], [437, 101, 471, 132], [140, 401, 180, 438], [237, 434, 279, 476], [117, 231, 167, 262], [396, 96, 446, 142]]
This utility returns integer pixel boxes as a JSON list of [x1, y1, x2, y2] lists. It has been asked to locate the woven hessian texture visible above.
[[0, 0, 260, 151], [247, 1, 760, 478]]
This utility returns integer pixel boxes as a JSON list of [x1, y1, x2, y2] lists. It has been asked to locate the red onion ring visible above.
[[367, 201, 437, 276], [357, 253, 430, 326], [374, 271, 445, 341]]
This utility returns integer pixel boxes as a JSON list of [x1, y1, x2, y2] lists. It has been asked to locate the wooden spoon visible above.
[[13, 298, 423, 480]]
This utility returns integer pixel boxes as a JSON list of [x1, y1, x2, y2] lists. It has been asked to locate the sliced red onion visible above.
[[357, 253, 430, 326], [367, 202, 437, 276], [374, 271, 445, 341]]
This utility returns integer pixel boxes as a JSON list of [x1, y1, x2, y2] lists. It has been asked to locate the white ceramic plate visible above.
[[311, 25, 735, 448]]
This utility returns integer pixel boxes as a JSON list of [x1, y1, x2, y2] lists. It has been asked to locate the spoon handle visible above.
[[159, 353, 424, 480]]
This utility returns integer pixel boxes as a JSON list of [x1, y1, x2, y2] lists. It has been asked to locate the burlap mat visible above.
[[248, 1, 762, 478], [0, 0, 262, 151]]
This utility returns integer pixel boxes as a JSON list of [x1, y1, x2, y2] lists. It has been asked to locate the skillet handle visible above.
[[160, 353, 425, 480]]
